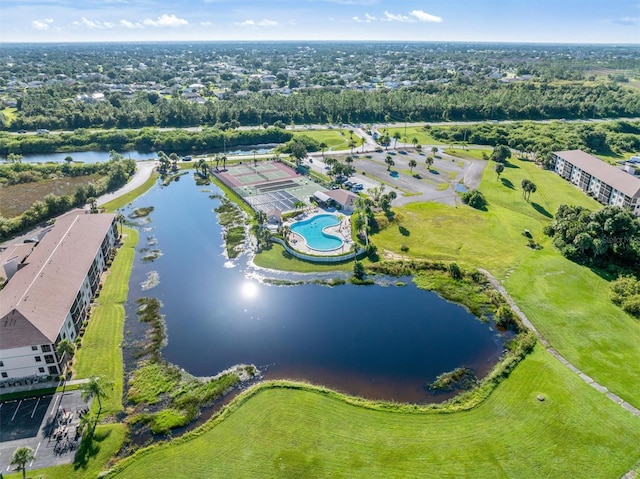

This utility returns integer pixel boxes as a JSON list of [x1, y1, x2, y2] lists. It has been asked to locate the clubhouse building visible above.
[[552, 150, 640, 217], [0, 210, 118, 383]]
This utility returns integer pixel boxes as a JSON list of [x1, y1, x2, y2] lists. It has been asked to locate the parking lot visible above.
[[0, 390, 88, 472]]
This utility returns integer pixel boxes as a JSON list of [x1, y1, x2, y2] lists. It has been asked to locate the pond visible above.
[[2, 144, 277, 164], [123, 176, 509, 403]]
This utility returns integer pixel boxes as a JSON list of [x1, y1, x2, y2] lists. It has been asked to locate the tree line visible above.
[[429, 120, 640, 161], [0, 127, 294, 156], [5, 80, 640, 132]]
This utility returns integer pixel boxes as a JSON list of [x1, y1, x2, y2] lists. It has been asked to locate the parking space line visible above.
[[30, 441, 41, 466], [31, 397, 41, 418], [11, 400, 22, 421], [50, 394, 60, 416]]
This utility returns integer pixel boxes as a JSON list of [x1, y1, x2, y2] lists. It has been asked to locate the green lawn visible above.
[[293, 129, 362, 151], [373, 157, 640, 407], [74, 228, 138, 415], [109, 347, 640, 479], [444, 148, 493, 161], [6, 424, 126, 479], [253, 243, 369, 273], [386, 126, 442, 146]]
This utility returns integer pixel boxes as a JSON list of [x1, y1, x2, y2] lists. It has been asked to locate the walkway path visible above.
[[97, 160, 158, 206], [479, 268, 640, 419]]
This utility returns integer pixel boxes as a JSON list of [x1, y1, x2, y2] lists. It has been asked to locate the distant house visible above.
[[324, 189, 358, 213], [0, 211, 118, 381], [552, 150, 640, 216]]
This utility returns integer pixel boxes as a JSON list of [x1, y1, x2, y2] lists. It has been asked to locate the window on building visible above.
[[68, 321, 72, 329], [0, 360, 3, 367], [48, 366, 58, 375], [1, 372, 7, 378], [38, 367, 45, 373], [31, 345, 38, 351], [35, 356, 41, 362], [45, 355, 55, 364], [41, 344, 52, 352]]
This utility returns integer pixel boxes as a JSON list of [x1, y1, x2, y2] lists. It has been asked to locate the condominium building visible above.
[[0, 211, 117, 382], [552, 150, 640, 216]]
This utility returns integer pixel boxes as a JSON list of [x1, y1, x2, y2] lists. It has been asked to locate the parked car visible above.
[[17, 129, 27, 134], [36, 128, 50, 134], [182, 156, 192, 161]]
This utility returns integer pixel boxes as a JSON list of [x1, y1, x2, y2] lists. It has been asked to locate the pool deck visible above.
[[284, 209, 355, 256]]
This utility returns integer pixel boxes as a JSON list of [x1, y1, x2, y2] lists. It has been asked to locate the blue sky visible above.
[[3, 0, 639, 43]]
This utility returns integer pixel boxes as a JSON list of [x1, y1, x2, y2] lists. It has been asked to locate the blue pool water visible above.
[[455, 183, 468, 193], [290, 214, 343, 251]]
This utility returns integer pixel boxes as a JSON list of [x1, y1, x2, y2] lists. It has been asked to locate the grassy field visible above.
[[444, 148, 493, 161], [73, 227, 138, 416], [110, 347, 640, 479], [373, 157, 640, 407], [386, 126, 442, 146], [293, 128, 363, 151], [5, 424, 126, 479], [0, 174, 104, 217]]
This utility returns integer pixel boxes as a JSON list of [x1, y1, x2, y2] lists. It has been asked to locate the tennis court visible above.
[[215, 161, 325, 214]]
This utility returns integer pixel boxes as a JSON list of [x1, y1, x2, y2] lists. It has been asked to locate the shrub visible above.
[[460, 189, 486, 209], [448, 262, 463, 280]]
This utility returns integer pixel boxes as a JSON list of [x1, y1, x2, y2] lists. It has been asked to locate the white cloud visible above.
[[32, 18, 54, 30], [410, 10, 443, 23], [120, 19, 143, 29], [72, 17, 116, 29], [237, 19, 278, 27], [353, 13, 376, 23], [143, 14, 188, 27], [383, 11, 411, 22], [200, 21, 213, 26]]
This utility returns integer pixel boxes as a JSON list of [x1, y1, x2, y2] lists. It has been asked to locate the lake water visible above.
[[123, 176, 508, 403], [2, 144, 277, 164]]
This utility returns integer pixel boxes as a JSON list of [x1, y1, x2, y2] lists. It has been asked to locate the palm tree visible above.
[[425, 156, 434, 171], [348, 139, 356, 155], [392, 131, 402, 149], [408, 159, 417, 173], [282, 225, 291, 242], [169, 152, 179, 170], [293, 200, 305, 213], [319, 142, 327, 159], [115, 212, 125, 239], [411, 137, 419, 150], [253, 149, 258, 166], [431, 146, 439, 156], [221, 154, 227, 170], [521, 179, 537, 201], [81, 376, 110, 421], [87, 197, 98, 213], [495, 163, 505, 180], [385, 155, 394, 171], [197, 159, 208, 176], [11, 446, 35, 479], [157, 151, 170, 175]]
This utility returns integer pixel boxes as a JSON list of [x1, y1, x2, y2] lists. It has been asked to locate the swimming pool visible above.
[[290, 214, 344, 251]]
